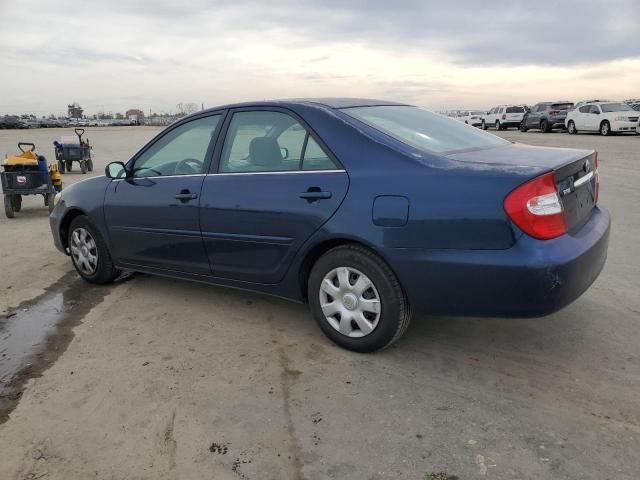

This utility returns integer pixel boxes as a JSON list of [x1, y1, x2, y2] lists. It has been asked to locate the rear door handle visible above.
[[299, 190, 332, 201], [175, 190, 198, 201]]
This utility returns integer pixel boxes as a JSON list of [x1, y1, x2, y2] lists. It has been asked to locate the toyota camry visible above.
[[50, 99, 610, 352]]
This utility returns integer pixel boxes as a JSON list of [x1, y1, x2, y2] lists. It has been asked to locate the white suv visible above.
[[457, 110, 485, 127], [566, 101, 639, 136], [482, 105, 526, 130]]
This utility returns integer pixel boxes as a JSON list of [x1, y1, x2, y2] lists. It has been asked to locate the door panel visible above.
[[200, 171, 348, 283], [105, 176, 210, 274], [104, 114, 222, 274]]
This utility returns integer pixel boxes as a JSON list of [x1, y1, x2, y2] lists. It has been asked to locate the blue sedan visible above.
[[50, 99, 610, 352]]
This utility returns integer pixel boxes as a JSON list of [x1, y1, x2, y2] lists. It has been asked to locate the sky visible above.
[[1, 0, 639, 116]]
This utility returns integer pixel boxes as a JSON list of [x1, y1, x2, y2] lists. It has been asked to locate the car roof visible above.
[[202, 97, 408, 113]]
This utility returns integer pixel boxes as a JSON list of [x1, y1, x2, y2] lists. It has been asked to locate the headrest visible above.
[[249, 137, 282, 168]]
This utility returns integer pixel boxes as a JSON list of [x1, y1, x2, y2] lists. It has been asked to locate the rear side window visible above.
[[342, 105, 509, 154], [589, 105, 601, 114], [220, 111, 335, 173], [302, 137, 335, 170], [579, 106, 591, 113], [506, 106, 525, 113]]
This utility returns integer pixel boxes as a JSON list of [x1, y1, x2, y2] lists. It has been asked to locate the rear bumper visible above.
[[389, 207, 610, 317]]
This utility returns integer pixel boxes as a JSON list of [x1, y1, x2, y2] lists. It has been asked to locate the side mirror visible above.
[[105, 161, 127, 179], [280, 147, 289, 159]]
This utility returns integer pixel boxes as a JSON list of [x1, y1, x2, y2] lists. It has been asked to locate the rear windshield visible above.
[[551, 103, 574, 110], [506, 106, 525, 113], [600, 103, 634, 112], [342, 105, 509, 154]]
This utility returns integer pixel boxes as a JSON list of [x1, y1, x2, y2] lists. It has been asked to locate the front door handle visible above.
[[175, 190, 198, 202], [299, 190, 332, 202]]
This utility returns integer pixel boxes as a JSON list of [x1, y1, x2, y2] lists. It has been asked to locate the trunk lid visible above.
[[447, 144, 598, 233]]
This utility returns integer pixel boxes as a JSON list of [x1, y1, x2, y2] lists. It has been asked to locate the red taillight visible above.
[[594, 151, 600, 203], [504, 172, 566, 240], [502, 114, 507, 120]]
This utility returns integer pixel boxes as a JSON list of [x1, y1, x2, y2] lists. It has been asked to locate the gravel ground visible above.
[[0, 126, 638, 480]]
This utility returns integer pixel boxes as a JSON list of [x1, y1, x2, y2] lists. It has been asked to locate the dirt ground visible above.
[[0, 126, 638, 479]]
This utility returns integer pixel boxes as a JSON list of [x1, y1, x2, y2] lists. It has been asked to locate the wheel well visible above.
[[298, 239, 375, 300], [59, 208, 85, 249], [600, 119, 610, 127]]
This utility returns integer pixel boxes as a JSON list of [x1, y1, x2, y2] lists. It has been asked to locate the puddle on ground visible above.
[[0, 271, 129, 423]]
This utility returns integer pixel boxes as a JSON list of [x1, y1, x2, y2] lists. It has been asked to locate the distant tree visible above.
[[177, 103, 198, 115], [115, 113, 124, 119], [68, 102, 83, 118]]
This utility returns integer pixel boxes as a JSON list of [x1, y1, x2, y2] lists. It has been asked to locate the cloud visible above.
[[0, 0, 638, 114]]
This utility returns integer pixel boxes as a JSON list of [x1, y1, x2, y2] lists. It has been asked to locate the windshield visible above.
[[506, 106, 525, 113], [551, 103, 574, 110], [600, 103, 633, 113], [342, 105, 509, 154]]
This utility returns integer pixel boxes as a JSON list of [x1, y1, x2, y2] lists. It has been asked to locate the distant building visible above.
[[68, 102, 83, 119], [126, 109, 145, 124]]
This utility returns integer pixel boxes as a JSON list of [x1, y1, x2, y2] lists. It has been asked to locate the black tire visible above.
[[66, 161, 73, 172], [68, 215, 120, 284], [58, 160, 65, 174], [12, 194, 22, 212], [4, 195, 15, 219], [541, 119, 551, 133], [600, 121, 611, 136], [481, 120, 487, 130], [80, 161, 87, 174], [495, 120, 502, 131], [520, 122, 528, 132], [307, 245, 411, 353], [47, 193, 55, 213], [87, 159, 94, 172], [568, 120, 577, 135]]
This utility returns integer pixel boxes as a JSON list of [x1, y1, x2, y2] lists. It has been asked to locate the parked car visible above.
[[50, 98, 610, 352], [457, 110, 484, 127], [520, 102, 574, 133], [482, 105, 526, 130], [1, 116, 29, 129], [566, 101, 639, 136], [623, 99, 640, 111]]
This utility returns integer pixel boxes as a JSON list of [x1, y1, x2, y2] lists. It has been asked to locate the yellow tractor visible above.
[[1, 143, 62, 218]]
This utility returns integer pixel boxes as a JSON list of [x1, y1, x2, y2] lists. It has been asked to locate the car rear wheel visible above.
[[66, 161, 73, 172], [541, 119, 551, 133], [308, 245, 411, 352], [68, 216, 120, 284], [568, 120, 577, 134], [481, 120, 487, 130], [520, 122, 528, 132], [600, 121, 611, 136], [495, 120, 501, 130]]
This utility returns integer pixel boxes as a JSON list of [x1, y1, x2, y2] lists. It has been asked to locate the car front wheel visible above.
[[600, 121, 611, 136], [568, 120, 577, 134], [68, 215, 120, 284], [308, 245, 411, 352]]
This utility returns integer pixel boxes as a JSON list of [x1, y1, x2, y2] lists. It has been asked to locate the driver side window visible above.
[[132, 115, 221, 178]]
